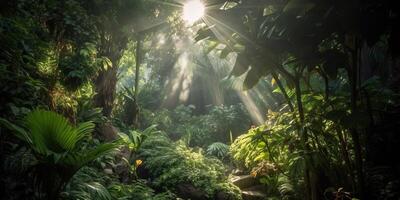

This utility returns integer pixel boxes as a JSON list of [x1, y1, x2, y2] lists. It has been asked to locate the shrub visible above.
[[138, 133, 242, 200], [206, 142, 230, 160]]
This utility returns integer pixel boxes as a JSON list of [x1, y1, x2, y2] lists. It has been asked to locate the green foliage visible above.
[[138, 134, 242, 200], [59, 43, 103, 91], [207, 142, 230, 160], [118, 125, 161, 178], [0, 109, 119, 199], [62, 166, 111, 200], [64, 166, 177, 200], [143, 104, 250, 147], [230, 95, 359, 198], [109, 180, 177, 200], [76, 99, 105, 124], [0, 16, 49, 118]]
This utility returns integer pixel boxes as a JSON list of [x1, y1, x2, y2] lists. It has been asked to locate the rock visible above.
[[216, 190, 241, 200], [216, 191, 231, 200], [241, 189, 267, 200], [103, 168, 113, 175], [176, 183, 208, 200], [230, 175, 257, 189], [114, 162, 131, 182], [232, 169, 246, 176]]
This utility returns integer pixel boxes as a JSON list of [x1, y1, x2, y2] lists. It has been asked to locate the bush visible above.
[[207, 142, 230, 160], [138, 133, 242, 200], [142, 104, 251, 147]]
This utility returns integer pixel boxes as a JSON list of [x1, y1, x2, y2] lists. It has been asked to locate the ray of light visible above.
[[182, 0, 205, 24], [237, 91, 265, 125], [202, 13, 260, 50], [148, 0, 183, 8], [162, 52, 193, 107]]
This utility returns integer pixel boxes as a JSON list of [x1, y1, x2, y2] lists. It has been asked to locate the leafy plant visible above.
[[118, 125, 160, 178], [0, 109, 119, 199], [138, 134, 242, 200], [109, 180, 177, 200], [206, 142, 230, 160]]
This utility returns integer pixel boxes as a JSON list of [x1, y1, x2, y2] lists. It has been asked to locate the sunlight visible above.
[[237, 91, 265, 125], [162, 52, 193, 107], [182, 0, 205, 24]]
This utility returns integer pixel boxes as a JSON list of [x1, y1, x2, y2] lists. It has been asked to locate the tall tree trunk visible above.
[[94, 63, 118, 117], [132, 36, 142, 127], [94, 29, 127, 118], [349, 42, 365, 199]]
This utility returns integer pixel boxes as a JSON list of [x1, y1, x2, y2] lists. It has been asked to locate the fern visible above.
[[138, 135, 242, 200], [206, 142, 230, 160]]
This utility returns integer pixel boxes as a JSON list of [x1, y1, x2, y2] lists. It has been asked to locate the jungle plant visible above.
[[206, 142, 230, 160], [138, 133, 242, 200], [0, 109, 119, 199], [108, 179, 177, 200], [119, 125, 160, 178], [196, 0, 400, 198], [62, 166, 113, 200]]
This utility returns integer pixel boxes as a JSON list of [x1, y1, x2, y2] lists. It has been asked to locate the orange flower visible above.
[[135, 159, 143, 166]]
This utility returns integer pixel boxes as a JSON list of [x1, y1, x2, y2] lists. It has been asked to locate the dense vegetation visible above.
[[1, 0, 399, 200]]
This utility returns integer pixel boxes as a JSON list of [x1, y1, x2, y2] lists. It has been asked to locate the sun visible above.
[[182, 0, 205, 24]]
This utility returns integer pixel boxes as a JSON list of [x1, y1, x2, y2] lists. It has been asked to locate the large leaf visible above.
[[24, 109, 93, 154], [62, 142, 120, 170], [230, 52, 249, 77], [195, 26, 215, 42], [0, 118, 32, 144], [283, 0, 315, 15], [243, 67, 263, 90]]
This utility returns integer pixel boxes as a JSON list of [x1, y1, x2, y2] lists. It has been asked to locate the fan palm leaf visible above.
[[0, 109, 119, 199]]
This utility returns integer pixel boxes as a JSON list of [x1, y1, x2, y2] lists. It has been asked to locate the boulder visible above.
[[230, 175, 257, 189], [231, 168, 246, 176], [176, 183, 208, 200], [241, 189, 267, 200]]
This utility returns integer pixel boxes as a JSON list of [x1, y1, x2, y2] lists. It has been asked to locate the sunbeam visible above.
[[182, 0, 205, 24]]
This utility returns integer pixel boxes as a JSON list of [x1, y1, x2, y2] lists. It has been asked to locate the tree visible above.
[[196, 0, 400, 199]]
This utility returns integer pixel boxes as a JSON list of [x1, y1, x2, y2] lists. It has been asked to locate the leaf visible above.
[[230, 52, 249, 77], [205, 41, 219, 54], [220, 1, 238, 10], [243, 67, 262, 90], [195, 26, 215, 42], [220, 46, 231, 58], [283, 0, 315, 15], [0, 118, 32, 144], [102, 57, 112, 70], [83, 182, 112, 200]]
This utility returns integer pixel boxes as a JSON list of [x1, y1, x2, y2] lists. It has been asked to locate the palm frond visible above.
[[64, 142, 120, 170], [83, 182, 112, 200], [0, 118, 32, 144], [207, 142, 230, 159], [25, 109, 76, 153]]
